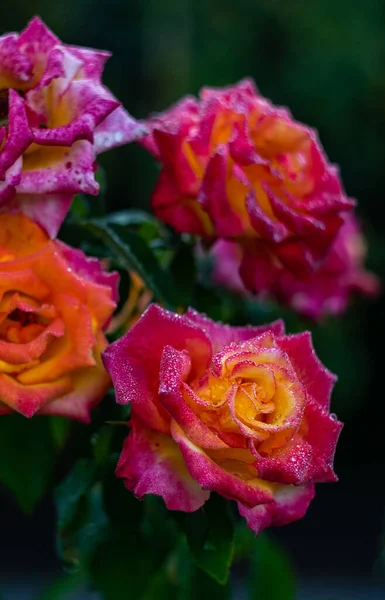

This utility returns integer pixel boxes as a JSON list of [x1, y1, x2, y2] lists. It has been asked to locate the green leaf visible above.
[[56, 459, 97, 529], [233, 521, 256, 560], [82, 220, 179, 309], [70, 195, 89, 220], [38, 571, 87, 600], [91, 534, 159, 600], [50, 417, 72, 450], [177, 494, 234, 585], [55, 459, 108, 569], [175, 539, 231, 600], [249, 534, 295, 600], [92, 426, 114, 466], [0, 415, 56, 512], [98, 209, 166, 231]]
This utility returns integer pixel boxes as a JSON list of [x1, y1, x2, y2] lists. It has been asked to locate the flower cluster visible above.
[[0, 17, 375, 540], [0, 18, 135, 419]]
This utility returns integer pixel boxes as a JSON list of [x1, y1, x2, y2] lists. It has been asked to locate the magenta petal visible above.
[[185, 308, 284, 354], [238, 483, 315, 535], [0, 33, 33, 83], [116, 416, 210, 512], [277, 332, 337, 409], [246, 191, 288, 243], [0, 158, 22, 206], [17, 17, 58, 57], [0, 91, 33, 180], [251, 436, 314, 486], [102, 305, 212, 433], [172, 421, 274, 507], [200, 149, 245, 237], [302, 397, 343, 482], [67, 46, 111, 81], [207, 240, 247, 295], [159, 345, 228, 449], [94, 106, 147, 154], [18, 140, 98, 196]]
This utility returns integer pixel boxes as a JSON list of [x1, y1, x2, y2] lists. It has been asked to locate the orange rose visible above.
[[0, 213, 118, 420]]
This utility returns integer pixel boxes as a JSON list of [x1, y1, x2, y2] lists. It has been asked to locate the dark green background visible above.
[[1, 0, 385, 594]]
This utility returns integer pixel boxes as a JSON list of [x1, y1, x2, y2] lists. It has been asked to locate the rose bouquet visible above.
[[0, 17, 379, 599]]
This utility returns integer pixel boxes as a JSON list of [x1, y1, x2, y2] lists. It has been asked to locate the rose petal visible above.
[[172, 420, 274, 507], [185, 308, 284, 354], [277, 332, 336, 409], [116, 416, 210, 511], [238, 483, 315, 535], [102, 305, 212, 433]]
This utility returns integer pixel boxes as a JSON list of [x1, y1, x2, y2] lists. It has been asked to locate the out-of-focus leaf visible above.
[[38, 570, 87, 600], [50, 417, 72, 450], [102, 467, 143, 534], [91, 534, 159, 599], [0, 415, 56, 512], [92, 426, 114, 466], [175, 539, 231, 600], [233, 521, 255, 560], [56, 459, 97, 528], [70, 195, 89, 220], [55, 459, 108, 569], [176, 494, 234, 585], [249, 534, 295, 600], [82, 221, 179, 309], [98, 209, 166, 230]]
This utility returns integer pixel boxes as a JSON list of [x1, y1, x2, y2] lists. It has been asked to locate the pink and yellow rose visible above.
[[103, 304, 342, 534], [141, 79, 354, 276], [0, 17, 143, 236], [0, 213, 118, 420]]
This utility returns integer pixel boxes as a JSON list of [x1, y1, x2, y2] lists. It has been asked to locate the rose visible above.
[[207, 215, 379, 319], [0, 213, 118, 420], [103, 304, 342, 534], [0, 17, 143, 236], [141, 79, 354, 276]]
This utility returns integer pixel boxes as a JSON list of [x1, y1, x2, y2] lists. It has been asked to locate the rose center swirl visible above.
[[184, 345, 299, 459]]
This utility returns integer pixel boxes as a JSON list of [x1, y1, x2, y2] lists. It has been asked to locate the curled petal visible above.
[[277, 332, 336, 409], [238, 483, 315, 535], [301, 397, 343, 482], [172, 421, 274, 507], [102, 305, 212, 433], [57, 241, 120, 305], [159, 345, 229, 450], [94, 106, 147, 154], [0, 91, 33, 180], [116, 416, 210, 512]]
